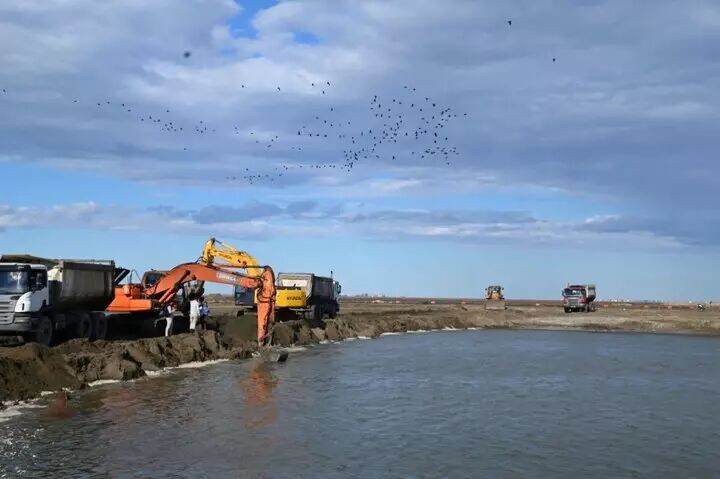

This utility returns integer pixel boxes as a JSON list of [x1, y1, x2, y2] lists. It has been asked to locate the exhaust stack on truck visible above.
[[0, 255, 115, 345]]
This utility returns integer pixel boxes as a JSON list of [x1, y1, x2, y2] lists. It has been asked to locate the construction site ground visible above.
[[1, 298, 718, 406]]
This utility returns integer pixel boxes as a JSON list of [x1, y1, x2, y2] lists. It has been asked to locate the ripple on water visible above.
[[1, 330, 719, 478]]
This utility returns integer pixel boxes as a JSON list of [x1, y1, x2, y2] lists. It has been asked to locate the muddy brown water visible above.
[[1, 329, 719, 478]]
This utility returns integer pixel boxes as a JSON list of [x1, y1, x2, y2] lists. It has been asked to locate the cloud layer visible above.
[[1, 0, 719, 248]]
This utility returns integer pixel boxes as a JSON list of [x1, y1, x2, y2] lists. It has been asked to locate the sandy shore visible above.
[[1, 300, 718, 405]]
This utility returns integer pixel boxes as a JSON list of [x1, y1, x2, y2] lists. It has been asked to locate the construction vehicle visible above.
[[108, 262, 275, 335], [484, 285, 507, 310], [200, 238, 305, 314], [0, 255, 116, 345], [562, 284, 597, 313], [276, 273, 341, 325]]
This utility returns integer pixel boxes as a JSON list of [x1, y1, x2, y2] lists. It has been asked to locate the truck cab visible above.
[[0, 263, 49, 332], [562, 284, 597, 313]]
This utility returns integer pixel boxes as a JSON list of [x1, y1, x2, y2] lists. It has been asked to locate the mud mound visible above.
[[0, 343, 82, 402], [0, 331, 246, 403]]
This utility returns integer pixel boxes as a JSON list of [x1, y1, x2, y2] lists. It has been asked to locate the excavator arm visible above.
[[201, 238, 262, 277], [200, 237, 306, 311], [147, 263, 276, 339], [147, 262, 275, 305]]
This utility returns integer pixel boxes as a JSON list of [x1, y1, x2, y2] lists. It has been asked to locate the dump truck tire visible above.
[[93, 313, 108, 340], [564, 307, 571, 314], [34, 315, 55, 346], [75, 313, 93, 340]]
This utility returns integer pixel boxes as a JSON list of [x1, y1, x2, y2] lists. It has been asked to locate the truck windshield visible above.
[[564, 288, 585, 296], [0, 270, 29, 294]]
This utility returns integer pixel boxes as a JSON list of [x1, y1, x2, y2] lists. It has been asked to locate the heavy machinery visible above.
[[109, 262, 274, 315], [484, 285, 507, 310], [200, 238, 305, 314], [562, 284, 597, 313], [0, 255, 116, 345], [276, 273, 341, 324], [108, 262, 276, 337]]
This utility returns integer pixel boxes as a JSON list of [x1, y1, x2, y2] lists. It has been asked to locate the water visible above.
[[2, 330, 719, 478]]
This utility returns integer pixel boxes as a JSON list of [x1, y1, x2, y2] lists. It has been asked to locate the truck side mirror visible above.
[[336, 283, 342, 294]]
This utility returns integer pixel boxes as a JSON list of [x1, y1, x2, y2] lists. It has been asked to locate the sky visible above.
[[1, 0, 719, 301]]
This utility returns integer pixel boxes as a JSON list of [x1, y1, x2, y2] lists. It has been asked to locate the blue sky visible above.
[[1, 0, 719, 301]]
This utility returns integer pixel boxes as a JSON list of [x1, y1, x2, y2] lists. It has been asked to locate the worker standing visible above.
[[189, 295, 200, 332], [199, 296, 210, 330], [164, 302, 176, 337]]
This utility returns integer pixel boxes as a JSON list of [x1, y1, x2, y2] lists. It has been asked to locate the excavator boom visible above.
[[147, 263, 271, 304], [201, 238, 262, 277], [109, 262, 276, 317], [200, 237, 307, 311]]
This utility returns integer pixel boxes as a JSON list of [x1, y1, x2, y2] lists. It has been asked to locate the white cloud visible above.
[[0, 0, 719, 247]]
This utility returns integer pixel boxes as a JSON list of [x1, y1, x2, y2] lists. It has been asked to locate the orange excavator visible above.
[[108, 263, 276, 344]]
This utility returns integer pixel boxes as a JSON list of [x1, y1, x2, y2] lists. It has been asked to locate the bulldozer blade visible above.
[[485, 300, 507, 311]]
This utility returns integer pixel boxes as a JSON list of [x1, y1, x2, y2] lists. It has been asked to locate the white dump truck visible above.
[[0, 255, 116, 345]]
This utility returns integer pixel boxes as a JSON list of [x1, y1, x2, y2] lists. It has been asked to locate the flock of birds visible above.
[[0, 81, 469, 186], [1, 19, 557, 186]]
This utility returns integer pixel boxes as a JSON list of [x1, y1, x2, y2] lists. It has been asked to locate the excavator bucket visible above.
[[485, 299, 507, 311]]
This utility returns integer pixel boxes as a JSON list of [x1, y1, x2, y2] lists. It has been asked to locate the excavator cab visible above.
[[485, 285, 507, 310]]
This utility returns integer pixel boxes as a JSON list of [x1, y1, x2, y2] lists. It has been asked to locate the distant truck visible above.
[[0, 255, 116, 345], [562, 284, 597, 313]]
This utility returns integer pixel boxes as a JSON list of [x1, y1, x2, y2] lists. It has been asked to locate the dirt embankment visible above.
[[2, 302, 719, 405], [0, 331, 251, 405]]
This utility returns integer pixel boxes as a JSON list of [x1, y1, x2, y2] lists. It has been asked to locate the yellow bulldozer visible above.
[[485, 285, 507, 310]]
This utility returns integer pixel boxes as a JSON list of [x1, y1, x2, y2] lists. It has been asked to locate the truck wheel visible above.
[[34, 316, 55, 346], [76, 313, 93, 340], [305, 306, 322, 327], [93, 313, 109, 340], [564, 307, 571, 314], [329, 307, 337, 319]]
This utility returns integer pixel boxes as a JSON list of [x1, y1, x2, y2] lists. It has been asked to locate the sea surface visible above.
[[1, 329, 719, 478]]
